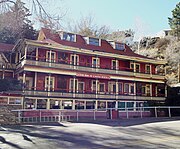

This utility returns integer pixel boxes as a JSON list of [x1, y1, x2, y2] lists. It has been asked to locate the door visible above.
[[45, 76, 55, 91]]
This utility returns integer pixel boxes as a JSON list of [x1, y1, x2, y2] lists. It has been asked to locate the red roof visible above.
[[0, 43, 14, 52], [40, 28, 151, 59]]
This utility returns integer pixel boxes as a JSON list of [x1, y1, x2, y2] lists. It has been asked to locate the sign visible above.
[[76, 73, 110, 79]]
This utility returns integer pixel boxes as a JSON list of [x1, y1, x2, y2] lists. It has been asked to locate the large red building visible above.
[[0, 28, 166, 110]]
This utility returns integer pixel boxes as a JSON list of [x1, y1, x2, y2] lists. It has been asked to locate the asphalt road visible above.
[[0, 118, 180, 149]]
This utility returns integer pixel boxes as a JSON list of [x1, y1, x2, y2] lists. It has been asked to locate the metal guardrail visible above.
[[12, 106, 180, 123]]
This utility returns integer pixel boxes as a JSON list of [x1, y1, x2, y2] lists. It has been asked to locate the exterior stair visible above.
[[0, 105, 19, 125]]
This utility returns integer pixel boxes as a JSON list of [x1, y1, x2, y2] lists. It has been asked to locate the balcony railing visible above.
[[24, 88, 165, 101], [19, 56, 165, 79]]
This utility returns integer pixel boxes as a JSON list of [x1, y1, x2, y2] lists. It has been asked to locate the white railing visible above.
[[12, 106, 180, 123]]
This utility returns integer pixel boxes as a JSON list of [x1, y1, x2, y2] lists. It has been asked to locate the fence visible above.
[[12, 106, 180, 123]]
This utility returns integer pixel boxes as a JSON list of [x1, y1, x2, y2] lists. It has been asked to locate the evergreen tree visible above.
[[168, 2, 180, 40]]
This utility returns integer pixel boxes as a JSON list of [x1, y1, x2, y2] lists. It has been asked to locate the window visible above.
[[92, 57, 100, 68], [124, 83, 134, 94], [115, 43, 125, 50], [78, 82, 84, 93], [118, 83, 123, 94], [99, 83, 105, 93], [146, 84, 151, 96], [130, 62, 134, 72], [92, 80, 98, 92], [145, 64, 151, 74], [45, 76, 55, 91], [70, 54, 79, 65], [108, 82, 116, 94], [70, 79, 78, 92], [135, 64, 140, 73], [124, 84, 129, 94], [9, 98, 22, 105], [46, 51, 56, 62], [62, 32, 76, 42], [112, 60, 118, 70], [89, 37, 100, 46]]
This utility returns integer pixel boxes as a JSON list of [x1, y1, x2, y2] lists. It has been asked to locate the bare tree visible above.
[[68, 15, 110, 39], [0, 0, 65, 30]]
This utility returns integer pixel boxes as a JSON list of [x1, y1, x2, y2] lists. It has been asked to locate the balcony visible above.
[[24, 88, 165, 101], [18, 56, 164, 80]]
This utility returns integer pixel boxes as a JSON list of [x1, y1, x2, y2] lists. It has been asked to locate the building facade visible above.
[[0, 28, 166, 110]]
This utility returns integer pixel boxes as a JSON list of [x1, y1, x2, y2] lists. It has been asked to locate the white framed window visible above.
[[78, 82, 84, 93], [61, 32, 76, 42], [108, 81, 116, 94], [124, 83, 134, 95], [92, 57, 100, 68], [45, 76, 55, 91], [99, 83, 105, 93], [70, 54, 79, 65], [130, 62, 134, 71], [84, 37, 101, 46], [115, 43, 125, 50], [46, 51, 56, 62], [145, 64, 151, 74], [70, 79, 78, 92], [118, 82, 123, 94], [111, 60, 119, 70], [135, 63, 140, 73], [91, 80, 98, 92]]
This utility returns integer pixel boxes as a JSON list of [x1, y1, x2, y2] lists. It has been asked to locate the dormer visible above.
[[59, 31, 76, 42], [109, 41, 125, 51], [84, 37, 101, 46]]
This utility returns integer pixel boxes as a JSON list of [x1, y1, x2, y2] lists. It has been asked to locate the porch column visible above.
[[95, 100, 98, 110], [60, 100, 62, 109], [48, 74, 51, 92], [73, 76, 76, 93], [72, 100, 75, 110], [35, 99, 37, 109], [133, 61, 136, 73], [36, 48, 39, 61], [23, 72, 26, 90], [165, 85, 168, 98], [84, 101, 86, 110], [34, 72, 37, 90], [47, 99, 50, 109], [24, 45, 28, 60], [115, 101, 118, 110], [95, 79, 98, 94], [116, 80, 118, 95], [150, 83, 152, 96]]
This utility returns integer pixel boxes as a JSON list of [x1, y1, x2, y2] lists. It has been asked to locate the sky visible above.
[[31, 0, 179, 40]]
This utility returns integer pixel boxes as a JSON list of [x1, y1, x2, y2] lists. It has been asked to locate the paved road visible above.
[[0, 118, 180, 149]]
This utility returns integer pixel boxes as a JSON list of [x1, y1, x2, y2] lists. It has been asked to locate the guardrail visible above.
[[12, 106, 180, 123]]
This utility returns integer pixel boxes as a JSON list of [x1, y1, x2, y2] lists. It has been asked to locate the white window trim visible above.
[[135, 63, 140, 73], [85, 37, 101, 46], [45, 76, 55, 91], [124, 83, 134, 95], [99, 83, 105, 93], [92, 57, 100, 68], [145, 64, 151, 74], [111, 60, 119, 70], [61, 32, 76, 42], [78, 81, 85, 93], [118, 82, 123, 94], [70, 54, 79, 65], [91, 80, 98, 92], [69, 78, 78, 92], [108, 81, 116, 93], [46, 51, 56, 63]]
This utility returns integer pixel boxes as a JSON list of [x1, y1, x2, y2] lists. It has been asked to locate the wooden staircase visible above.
[[0, 105, 19, 125]]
